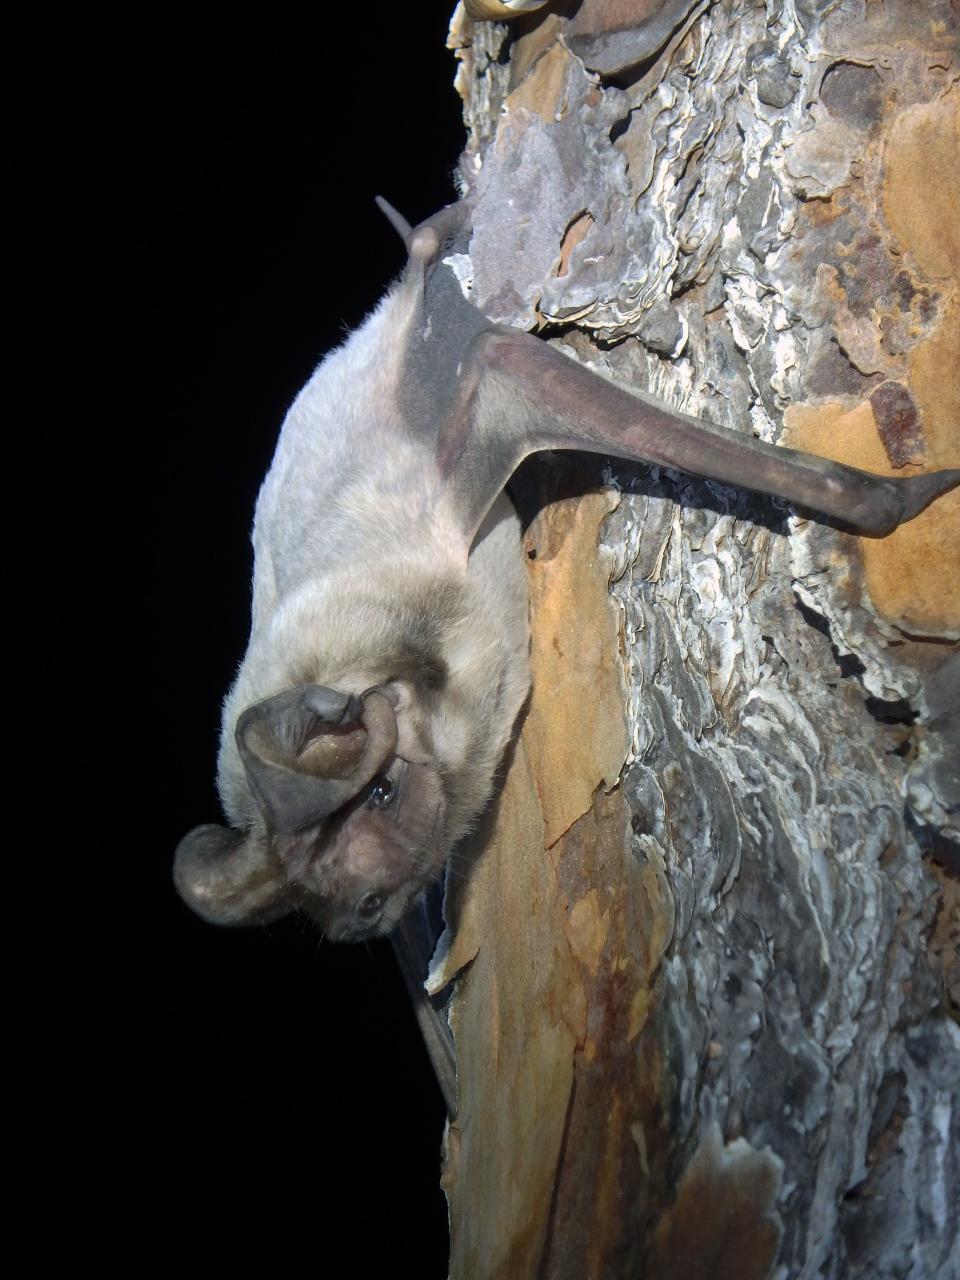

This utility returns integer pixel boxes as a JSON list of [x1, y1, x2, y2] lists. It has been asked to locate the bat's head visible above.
[[174, 683, 450, 940]]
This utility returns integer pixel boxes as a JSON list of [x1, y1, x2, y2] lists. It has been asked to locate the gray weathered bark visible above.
[[430, 2, 959, 1277]]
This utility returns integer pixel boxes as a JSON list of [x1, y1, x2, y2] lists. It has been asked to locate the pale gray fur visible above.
[[181, 278, 530, 942], [175, 199, 959, 951]]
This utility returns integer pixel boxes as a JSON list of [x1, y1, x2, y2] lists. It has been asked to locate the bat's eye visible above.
[[356, 892, 384, 921], [366, 776, 396, 809]]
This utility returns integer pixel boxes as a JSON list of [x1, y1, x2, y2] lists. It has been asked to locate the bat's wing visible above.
[[383, 199, 958, 544], [462, 327, 960, 539], [391, 896, 457, 1117]]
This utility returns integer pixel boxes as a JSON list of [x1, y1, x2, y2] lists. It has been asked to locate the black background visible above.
[[52, 6, 468, 1270]]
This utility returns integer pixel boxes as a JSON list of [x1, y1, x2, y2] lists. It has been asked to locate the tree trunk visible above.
[[431, 2, 959, 1277]]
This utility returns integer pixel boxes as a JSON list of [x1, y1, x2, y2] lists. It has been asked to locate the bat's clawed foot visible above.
[[376, 194, 475, 267], [409, 225, 441, 263]]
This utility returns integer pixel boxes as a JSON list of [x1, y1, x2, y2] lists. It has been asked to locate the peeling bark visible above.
[[438, 3, 959, 1277]]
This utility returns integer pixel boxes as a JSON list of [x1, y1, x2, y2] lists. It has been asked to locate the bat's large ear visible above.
[[236, 685, 398, 833], [174, 824, 290, 926]]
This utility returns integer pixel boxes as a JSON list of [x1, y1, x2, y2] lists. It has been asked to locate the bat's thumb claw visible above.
[[898, 467, 960, 525]]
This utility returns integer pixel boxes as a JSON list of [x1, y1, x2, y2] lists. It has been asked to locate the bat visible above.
[[174, 197, 958, 1110]]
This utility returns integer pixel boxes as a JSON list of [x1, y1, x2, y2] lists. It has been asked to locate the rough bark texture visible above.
[[433, 3, 959, 1277]]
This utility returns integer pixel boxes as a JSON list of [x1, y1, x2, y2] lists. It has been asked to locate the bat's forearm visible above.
[[175, 195, 960, 956], [483, 329, 959, 537]]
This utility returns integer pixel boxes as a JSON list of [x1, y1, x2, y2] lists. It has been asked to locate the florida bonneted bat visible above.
[[175, 197, 958, 947]]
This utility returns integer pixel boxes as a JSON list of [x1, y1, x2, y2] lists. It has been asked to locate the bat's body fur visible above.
[[221, 284, 529, 844], [176, 199, 959, 960], [195, 274, 530, 941]]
